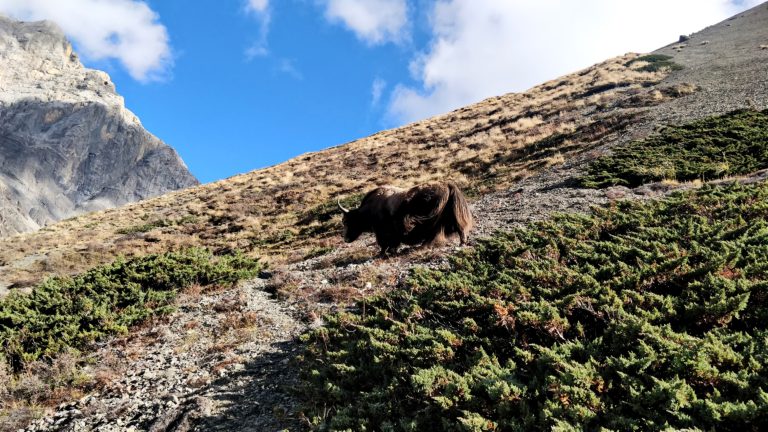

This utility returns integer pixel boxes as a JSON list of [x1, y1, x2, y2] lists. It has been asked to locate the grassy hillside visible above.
[[0, 54, 691, 289], [301, 182, 768, 431], [7, 106, 767, 429]]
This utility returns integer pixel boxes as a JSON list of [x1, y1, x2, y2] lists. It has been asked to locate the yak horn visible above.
[[337, 198, 350, 213]]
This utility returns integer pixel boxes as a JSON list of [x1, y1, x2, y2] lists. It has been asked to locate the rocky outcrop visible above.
[[0, 15, 198, 237]]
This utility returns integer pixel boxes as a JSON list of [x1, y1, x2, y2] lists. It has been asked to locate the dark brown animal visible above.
[[338, 182, 473, 255]]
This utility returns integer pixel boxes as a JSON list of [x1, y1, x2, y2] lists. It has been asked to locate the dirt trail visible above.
[[22, 281, 305, 432]]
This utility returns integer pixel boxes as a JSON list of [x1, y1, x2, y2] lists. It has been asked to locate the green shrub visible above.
[[301, 182, 768, 431], [177, 214, 199, 225], [626, 54, 683, 72], [581, 109, 768, 188], [0, 248, 260, 371]]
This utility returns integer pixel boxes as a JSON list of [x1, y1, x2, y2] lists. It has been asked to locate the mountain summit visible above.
[[0, 16, 198, 237]]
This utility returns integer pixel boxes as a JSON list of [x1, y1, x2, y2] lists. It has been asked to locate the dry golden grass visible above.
[[220, 311, 260, 330], [0, 54, 689, 288], [0, 351, 96, 430], [544, 152, 566, 167]]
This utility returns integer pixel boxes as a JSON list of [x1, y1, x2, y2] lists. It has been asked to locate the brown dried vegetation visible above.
[[0, 54, 689, 289]]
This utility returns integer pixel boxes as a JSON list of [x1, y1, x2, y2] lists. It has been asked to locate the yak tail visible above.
[[425, 182, 473, 246], [445, 182, 473, 243], [403, 182, 474, 247], [403, 191, 448, 233]]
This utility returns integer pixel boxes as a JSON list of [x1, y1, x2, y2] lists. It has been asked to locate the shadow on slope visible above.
[[149, 340, 303, 432]]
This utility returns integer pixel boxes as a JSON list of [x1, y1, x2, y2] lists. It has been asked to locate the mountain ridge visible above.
[[0, 15, 198, 237], [0, 51, 674, 291]]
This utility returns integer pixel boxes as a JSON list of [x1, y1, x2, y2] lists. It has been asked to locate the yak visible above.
[[337, 181, 473, 255]]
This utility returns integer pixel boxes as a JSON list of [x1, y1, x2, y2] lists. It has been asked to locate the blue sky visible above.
[[0, 0, 762, 183], [103, 0, 431, 183]]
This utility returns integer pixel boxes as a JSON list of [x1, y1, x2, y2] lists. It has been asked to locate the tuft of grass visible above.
[[116, 215, 200, 235], [303, 246, 335, 260], [581, 109, 768, 188], [301, 182, 768, 431], [0, 248, 261, 372], [331, 248, 373, 267], [626, 54, 684, 72], [116, 219, 171, 235], [251, 229, 296, 248], [177, 214, 199, 225]]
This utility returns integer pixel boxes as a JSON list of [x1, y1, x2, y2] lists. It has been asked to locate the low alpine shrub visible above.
[[625, 54, 684, 72], [0, 248, 260, 371], [581, 109, 768, 188], [301, 182, 768, 431]]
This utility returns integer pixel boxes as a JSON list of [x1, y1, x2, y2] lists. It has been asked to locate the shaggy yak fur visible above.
[[338, 182, 473, 255]]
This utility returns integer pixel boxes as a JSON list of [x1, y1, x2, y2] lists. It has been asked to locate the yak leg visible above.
[[378, 244, 400, 257], [421, 226, 446, 248], [375, 230, 400, 257]]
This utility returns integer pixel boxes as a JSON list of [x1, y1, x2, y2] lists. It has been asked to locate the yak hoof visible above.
[[378, 246, 398, 257]]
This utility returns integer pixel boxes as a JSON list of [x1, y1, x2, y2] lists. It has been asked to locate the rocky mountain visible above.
[[0, 16, 198, 237]]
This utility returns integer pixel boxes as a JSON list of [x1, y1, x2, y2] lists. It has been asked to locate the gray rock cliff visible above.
[[0, 15, 198, 236]]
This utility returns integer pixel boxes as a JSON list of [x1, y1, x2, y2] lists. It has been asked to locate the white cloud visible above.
[[371, 77, 386, 106], [244, 0, 271, 58], [389, 0, 764, 123], [324, 0, 408, 45], [0, 0, 171, 82], [246, 42, 270, 59], [246, 0, 269, 14], [277, 58, 303, 80]]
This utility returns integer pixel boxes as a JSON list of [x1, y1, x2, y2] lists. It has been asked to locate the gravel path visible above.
[[23, 281, 306, 432]]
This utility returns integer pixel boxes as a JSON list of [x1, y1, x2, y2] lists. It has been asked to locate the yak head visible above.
[[338, 199, 366, 243]]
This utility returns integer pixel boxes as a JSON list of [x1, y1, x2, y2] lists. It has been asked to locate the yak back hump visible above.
[[360, 185, 405, 219]]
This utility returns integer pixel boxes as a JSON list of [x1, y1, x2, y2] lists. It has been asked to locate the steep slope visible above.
[[0, 54, 677, 290], [0, 16, 198, 237], [4, 3, 768, 430], [0, 4, 766, 292]]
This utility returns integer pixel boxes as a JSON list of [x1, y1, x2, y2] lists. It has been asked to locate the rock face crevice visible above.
[[0, 15, 198, 237]]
